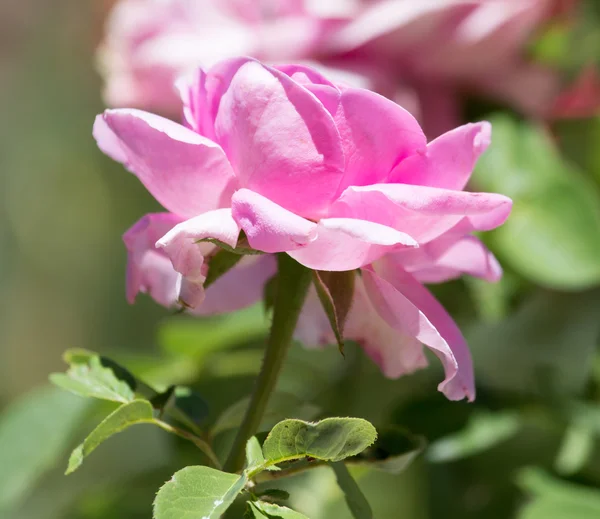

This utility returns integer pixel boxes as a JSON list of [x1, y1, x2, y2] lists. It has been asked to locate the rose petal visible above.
[[393, 234, 502, 283], [156, 208, 240, 308], [334, 87, 426, 192], [213, 59, 344, 218], [94, 109, 237, 218], [295, 277, 430, 376], [194, 255, 277, 315], [363, 259, 475, 401], [288, 217, 417, 271], [231, 189, 317, 253], [332, 183, 512, 243], [389, 122, 491, 190], [123, 212, 184, 306]]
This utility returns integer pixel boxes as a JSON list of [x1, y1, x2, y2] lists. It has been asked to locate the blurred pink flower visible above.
[[552, 66, 600, 119], [100, 0, 570, 136], [98, 0, 355, 111], [94, 58, 511, 400]]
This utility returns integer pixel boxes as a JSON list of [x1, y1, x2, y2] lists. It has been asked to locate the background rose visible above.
[[99, 0, 587, 137]]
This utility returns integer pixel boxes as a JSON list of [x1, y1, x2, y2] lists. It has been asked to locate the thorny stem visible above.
[[223, 254, 312, 473]]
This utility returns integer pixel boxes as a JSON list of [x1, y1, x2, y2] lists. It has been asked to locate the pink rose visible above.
[[98, 0, 354, 111], [94, 58, 511, 401]]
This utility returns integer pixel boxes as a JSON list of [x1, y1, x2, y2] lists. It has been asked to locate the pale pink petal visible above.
[[363, 260, 475, 401], [334, 87, 426, 192], [194, 255, 277, 315], [122, 212, 184, 307], [93, 109, 237, 218], [156, 208, 240, 280], [390, 122, 491, 190], [213, 60, 344, 218], [393, 235, 502, 284], [231, 189, 317, 253], [288, 217, 417, 271], [332, 183, 512, 243], [156, 208, 240, 308]]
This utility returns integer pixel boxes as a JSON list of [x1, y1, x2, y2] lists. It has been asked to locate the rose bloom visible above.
[[94, 58, 512, 401], [99, 0, 573, 136]]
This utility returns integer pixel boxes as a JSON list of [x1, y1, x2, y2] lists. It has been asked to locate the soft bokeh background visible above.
[[1, 1, 600, 518]]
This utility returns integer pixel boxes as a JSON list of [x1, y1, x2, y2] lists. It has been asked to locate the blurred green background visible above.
[[1, 1, 600, 518]]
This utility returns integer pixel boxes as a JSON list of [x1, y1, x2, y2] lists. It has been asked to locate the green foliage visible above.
[[246, 501, 309, 518], [313, 270, 356, 355], [261, 418, 378, 467], [50, 350, 135, 403], [517, 468, 600, 519], [158, 305, 270, 360], [470, 289, 600, 397], [428, 412, 521, 463], [66, 400, 154, 474], [473, 114, 600, 289], [0, 386, 91, 512], [154, 466, 247, 519], [331, 462, 373, 519]]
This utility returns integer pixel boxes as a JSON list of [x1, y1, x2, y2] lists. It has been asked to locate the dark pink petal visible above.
[[94, 109, 237, 218], [231, 189, 317, 253], [123, 212, 184, 306], [389, 122, 491, 190], [213, 60, 345, 218], [363, 259, 475, 401], [334, 87, 427, 193], [288, 217, 417, 271], [332, 183, 512, 243]]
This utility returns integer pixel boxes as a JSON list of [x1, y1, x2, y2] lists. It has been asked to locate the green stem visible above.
[[154, 418, 222, 469], [224, 254, 312, 473]]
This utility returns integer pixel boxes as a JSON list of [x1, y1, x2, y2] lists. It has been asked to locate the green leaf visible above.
[[427, 411, 521, 463], [247, 501, 309, 518], [351, 427, 425, 474], [50, 352, 135, 403], [472, 114, 600, 289], [262, 418, 377, 467], [154, 466, 247, 519], [0, 386, 91, 511], [554, 424, 594, 476], [246, 437, 267, 472], [204, 248, 244, 289], [66, 399, 154, 474], [213, 392, 321, 436], [331, 462, 373, 519], [517, 468, 600, 519], [313, 270, 355, 355]]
